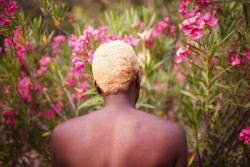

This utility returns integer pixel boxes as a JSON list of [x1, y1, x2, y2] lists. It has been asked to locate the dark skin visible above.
[[50, 73, 188, 167]]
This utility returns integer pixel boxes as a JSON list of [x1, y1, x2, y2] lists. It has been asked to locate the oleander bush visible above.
[[0, 0, 249, 166]]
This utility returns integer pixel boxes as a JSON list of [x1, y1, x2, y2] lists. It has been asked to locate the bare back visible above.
[[50, 107, 187, 167]]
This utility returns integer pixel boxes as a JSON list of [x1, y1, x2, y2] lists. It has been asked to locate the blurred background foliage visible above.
[[0, 0, 249, 166]]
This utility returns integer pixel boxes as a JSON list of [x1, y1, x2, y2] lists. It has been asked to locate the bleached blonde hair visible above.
[[92, 40, 139, 95]]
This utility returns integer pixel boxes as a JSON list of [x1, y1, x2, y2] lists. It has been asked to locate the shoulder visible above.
[[138, 110, 187, 148], [136, 110, 186, 135], [158, 121, 188, 164], [135, 110, 187, 146], [50, 111, 102, 144]]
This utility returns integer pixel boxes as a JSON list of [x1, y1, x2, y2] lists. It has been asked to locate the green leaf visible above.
[[185, 43, 205, 53], [81, 88, 97, 96], [209, 66, 233, 88], [216, 30, 234, 46], [203, 143, 214, 156], [136, 103, 155, 109], [145, 13, 156, 30], [180, 90, 198, 100], [152, 60, 164, 71], [244, 102, 250, 108], [78, 96, 103, 109], [245, 32, 250, 46]]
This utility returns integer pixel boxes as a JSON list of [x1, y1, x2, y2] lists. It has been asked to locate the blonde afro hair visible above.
[[92, 40, 139, 95]]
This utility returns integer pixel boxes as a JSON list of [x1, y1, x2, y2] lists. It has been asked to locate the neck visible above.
[[103, 92, 135, 108]]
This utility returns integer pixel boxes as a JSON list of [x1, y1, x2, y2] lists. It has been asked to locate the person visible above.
[[50, 40, 188, 167]]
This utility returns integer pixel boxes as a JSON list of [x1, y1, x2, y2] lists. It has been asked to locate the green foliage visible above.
[[0, 0, 249, 166]]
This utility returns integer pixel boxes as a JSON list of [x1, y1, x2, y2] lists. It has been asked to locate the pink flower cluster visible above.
[[178, 0, 218, 40], [2, 109, 14, 127], [229, 55, 241, 66], [131, 21, 145, 30], [17, 76, 42, 102], [145, 17, 176, 50], [178, 0, 219, 18], [4, 27, 34, 61], [39, 103, 62, 119], [182, 12, 218, 40], [228, 48, 250, 75], [3, 85, 10, 93], [65, 76, 76, 87], [69, 25, 139, 78], [0, 0, 18, 27], [52, 35, 66, 56], [239, 127, 250, 145], [68, 25, 108, 78], [175, 41, 195, 64], [72, 80, 88, 101], [35, 56, 51, 76], [17, 77, 31, 102], [123, 35, 140, 46]]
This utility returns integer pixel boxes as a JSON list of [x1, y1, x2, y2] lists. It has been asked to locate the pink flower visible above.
[[66, 77, 76, 86], [39, 56, 51, 71], [172, 106, 177, 111], [72, 92, 78, 101], [152, 20, 168, 37], [182, 13, 205, 40], [68, 34, 78, 48], [185, 10, 196, 18], [0, 16, 10, 27], [188, 150, 193, 156], [34, 84, 42, 93], [72, 81, 88, 101], [87, 52, 93, 64], [202, 12, 218, 27], [79, 80, 88, 92], [26, 42, 34, 52], [5, 119, 14, 127], [45, 109, 57, 119], [229, 55, 241, 66], [3, 85, 10, 94], [35, 69, 43, 77], [182, 12, 218, 40], [71, 53, 85, 78], [53, 35, 66, 49], [169, 25, 176, 33], [123, 35, 140, 46], [239, 127, 250, 145], [39, 103, 61, 120], [83, 74, 89, 79], [52, 35, 66, 56], [131, 21, 145, 30], [4, 0, 18, 16], [178, 0, 189, 17], [3, 109, 14, 127], [101, 33, 121, 44], [228, 49, 234, 54], [145, 37, 154, 50], [4, 38, 12, 48], [35, 56, 51, 76], [175, 48, 187, 64], [3, 109, 14, 117], [17, 77, 31, 102], [92, 26, 108, 41], [83, 25, 94, 36], [55, 103, 62, 112]]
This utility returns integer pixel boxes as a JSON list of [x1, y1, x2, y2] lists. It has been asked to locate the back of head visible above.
[[92, 40, 139, 95]]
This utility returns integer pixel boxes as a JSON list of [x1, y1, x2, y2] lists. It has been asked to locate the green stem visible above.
[[205, 52, 210, 135], [56, 58, 78, 116]]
